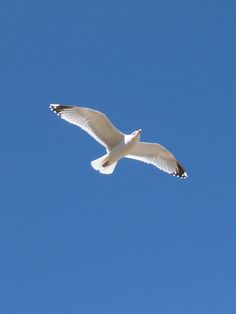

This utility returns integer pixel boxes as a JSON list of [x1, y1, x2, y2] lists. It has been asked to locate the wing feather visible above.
[[50, 104, 124, 150], [126, 142, 187, 178]]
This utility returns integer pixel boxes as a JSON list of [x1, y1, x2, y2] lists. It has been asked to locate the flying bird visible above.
[[50, 104, 188, 178]]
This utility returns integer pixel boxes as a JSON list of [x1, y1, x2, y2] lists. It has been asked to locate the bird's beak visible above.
[[138, 129, 142, 133]]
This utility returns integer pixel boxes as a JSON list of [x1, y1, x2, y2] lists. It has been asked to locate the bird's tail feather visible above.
[[91, 155, 117, 175], [99, 161, 118, 174]]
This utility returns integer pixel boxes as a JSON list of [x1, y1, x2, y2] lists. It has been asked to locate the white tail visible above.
[[91, 154, 118, 175]]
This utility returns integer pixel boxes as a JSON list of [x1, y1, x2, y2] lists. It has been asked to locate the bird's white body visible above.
[[91, 131, 141, 174], [108, 132, 141, 163], [50, 104, 187, 178]]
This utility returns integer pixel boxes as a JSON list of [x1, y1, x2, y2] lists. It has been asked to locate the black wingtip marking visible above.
[[50, 105, 73, 116], [172, 163, 188, 179]]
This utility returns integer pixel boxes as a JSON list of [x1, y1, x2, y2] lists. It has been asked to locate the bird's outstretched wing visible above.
[[126, 142, 187, 178], [50, 104, 124, 150]]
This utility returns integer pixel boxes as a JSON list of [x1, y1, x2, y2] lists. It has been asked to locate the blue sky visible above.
[[1, 0, 236, 313]]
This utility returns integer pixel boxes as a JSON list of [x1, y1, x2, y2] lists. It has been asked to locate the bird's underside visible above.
[[50, 104, 188, 179]]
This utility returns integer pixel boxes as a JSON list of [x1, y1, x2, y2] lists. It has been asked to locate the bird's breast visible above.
[[108, 136, 139, 161]]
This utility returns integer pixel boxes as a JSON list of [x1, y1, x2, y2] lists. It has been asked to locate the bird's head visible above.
[[131, 129, 142, 140], [132, 129, 142, 136]]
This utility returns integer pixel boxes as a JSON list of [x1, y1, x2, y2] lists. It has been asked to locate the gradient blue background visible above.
[[1, 1, 236, 313]]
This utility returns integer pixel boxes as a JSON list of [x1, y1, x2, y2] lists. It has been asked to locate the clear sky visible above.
[[1, 0, 236, 313]]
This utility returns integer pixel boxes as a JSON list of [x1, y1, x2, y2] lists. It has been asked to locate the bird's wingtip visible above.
[[50, 104, 75, 116], [50, 104, 64, 116], [172, 163, 188, 179], [172, 172, 188, 179], [50, 104, 59, 109]]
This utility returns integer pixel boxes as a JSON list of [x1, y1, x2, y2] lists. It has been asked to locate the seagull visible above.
[[50, 104, 188, 178]]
